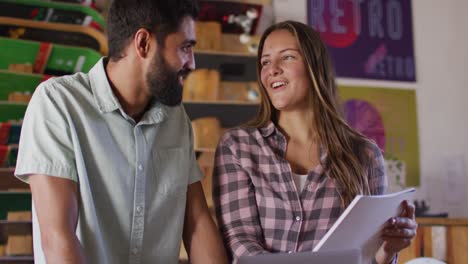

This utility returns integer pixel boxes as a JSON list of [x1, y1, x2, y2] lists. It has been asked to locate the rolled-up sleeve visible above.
[[212, 133, 267, 260], [367, 143, 388, 195], [367, 143, 398, 264]]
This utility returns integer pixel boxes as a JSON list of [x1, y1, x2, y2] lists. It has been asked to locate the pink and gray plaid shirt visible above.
[[213, 122, 390, 261]]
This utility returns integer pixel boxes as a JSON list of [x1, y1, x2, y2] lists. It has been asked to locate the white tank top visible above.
[[292, 172, 308, 192]]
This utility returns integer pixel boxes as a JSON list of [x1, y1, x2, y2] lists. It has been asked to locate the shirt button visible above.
[[132, 248, 138, 255], [295, 216, 301, 221], [138, 164, 143, 171]]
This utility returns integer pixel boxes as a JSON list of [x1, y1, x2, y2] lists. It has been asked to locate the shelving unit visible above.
[[195, 51, 257, 82], [184, 47, 260, 262], [0, 169, 27, 191], [187, 50, 259, 128], [185, 101, 258, 128], [184, 100, 258, 105], [0, 1, 106, 262], [0, 71, 42, 100], [0, 256, 34, 264], [0, 82, 34, 264], [0, 220, 33, 264]]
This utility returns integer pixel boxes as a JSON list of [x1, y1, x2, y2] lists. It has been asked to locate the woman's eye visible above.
[[261, 61, 270, 66]]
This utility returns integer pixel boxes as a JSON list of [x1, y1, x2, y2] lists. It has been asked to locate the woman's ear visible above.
[[133, 28, 156, 59]]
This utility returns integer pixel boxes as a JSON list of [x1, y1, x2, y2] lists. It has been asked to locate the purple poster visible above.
[[307, 0, 416, 81]]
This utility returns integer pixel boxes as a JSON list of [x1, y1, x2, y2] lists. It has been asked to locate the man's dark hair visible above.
[[107, 0, 199, 61]]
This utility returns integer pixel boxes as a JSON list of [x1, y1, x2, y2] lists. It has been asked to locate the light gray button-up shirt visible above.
[[15, 58, 202, 264]]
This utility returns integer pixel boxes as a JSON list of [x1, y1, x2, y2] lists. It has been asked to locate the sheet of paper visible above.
[[238, 248, 361, 264], [313, 188, 416, 263]]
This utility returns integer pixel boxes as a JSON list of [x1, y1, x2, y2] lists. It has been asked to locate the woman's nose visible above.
[[268, 61, 282, 76]]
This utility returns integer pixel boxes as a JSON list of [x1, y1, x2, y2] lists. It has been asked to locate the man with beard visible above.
[[14, 0, 228, 263]]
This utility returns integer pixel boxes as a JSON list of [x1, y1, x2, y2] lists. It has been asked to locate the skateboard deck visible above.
[[46, 0, 99, 10], [0, 37, 101, 76], [0, 192, 31, 220], [0, 103, 27, 123], [0, 70, 43, 100], [0, 17, 108, 54], [0, 0, 105, 31]]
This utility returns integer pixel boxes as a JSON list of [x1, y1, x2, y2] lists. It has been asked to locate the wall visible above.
[[272, 0, 468, 217]]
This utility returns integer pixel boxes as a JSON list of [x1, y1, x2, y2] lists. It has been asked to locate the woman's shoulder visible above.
[[219, 126, 259, 146], [357, 139, 384, 166], [363, 140, 383, 156]]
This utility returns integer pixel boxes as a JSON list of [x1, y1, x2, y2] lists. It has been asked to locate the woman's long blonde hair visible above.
[[248, 20, 375, 206]]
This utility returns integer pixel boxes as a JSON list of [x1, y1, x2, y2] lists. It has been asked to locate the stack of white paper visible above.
[[313, 188, 416, 263]]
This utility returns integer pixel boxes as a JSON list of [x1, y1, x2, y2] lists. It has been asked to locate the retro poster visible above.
[[308, 0, 416, 81]]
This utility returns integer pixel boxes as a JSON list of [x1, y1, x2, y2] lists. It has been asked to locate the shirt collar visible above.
[[259, 121, 327, 162], [138, 99, 168, 125], [89, 57, 168, 124], [259, 122, 277, 137]]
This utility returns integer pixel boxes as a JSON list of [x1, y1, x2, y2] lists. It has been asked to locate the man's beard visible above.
[[146, 51, 190, 106]]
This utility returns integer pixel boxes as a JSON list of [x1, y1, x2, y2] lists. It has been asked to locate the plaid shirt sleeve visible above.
[[367, 142, 388, 195], [212, 132, 268, 259], [367, 142, 398, 264]]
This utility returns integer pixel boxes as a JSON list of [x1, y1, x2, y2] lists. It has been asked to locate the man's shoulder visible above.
[[30, 72, 96, 116], [39, 72, 90, 94]]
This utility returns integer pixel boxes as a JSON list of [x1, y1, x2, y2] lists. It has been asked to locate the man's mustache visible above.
[[178, 68, 191, 79]]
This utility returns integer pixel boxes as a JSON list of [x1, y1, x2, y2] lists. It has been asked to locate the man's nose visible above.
[[185, 51, 195, 70]]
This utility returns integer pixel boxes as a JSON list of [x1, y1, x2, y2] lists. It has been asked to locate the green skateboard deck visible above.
[[0, 0, 105, 31], [0, 37, 101, 75], [0, 192, 31, 220], [0, 17, 108, 54], [0, 70, 42, 101], [44, 0, 97, 9], [0, 102, 27, 123]]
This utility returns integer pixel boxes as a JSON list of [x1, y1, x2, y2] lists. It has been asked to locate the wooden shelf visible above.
[[0, 101, 27, 106], [0, 256, 34, 263], [195, 148, 215, 153], [185, 102, 258, 128], [0, 221, 32, 236], [194, 52, 257, 82], [0, 69, 41, 76], [0, 220, 32, 243], [0, 169, 28, 191], [184, 100, 259, 106], [195, 49, 256, 58], [416, 217, 468, 226]]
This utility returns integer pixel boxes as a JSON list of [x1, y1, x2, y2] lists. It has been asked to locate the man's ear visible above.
[[133, 28, 156, 59]]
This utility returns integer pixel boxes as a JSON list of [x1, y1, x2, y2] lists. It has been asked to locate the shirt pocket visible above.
[[153, 147, 189, 196]]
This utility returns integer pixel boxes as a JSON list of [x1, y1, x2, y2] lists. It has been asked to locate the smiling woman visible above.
[[259, 29, 311, 112], [212, 20, 418, 264]]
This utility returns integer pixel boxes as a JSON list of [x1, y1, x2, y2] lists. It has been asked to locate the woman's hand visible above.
[[375, 200, 418, 263]]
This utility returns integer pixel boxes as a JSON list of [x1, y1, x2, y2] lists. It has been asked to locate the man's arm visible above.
[[182, 181, 228, 264], [29, 175, 86, 264]]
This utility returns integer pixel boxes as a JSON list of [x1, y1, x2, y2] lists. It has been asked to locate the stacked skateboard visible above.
[[0, 0, 107, 260]]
